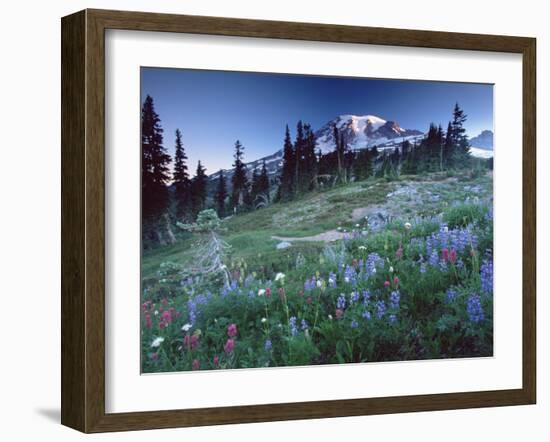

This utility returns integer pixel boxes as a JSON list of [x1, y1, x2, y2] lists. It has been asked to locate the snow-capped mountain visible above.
[[209, 149, 283, 181], [469, 130, 493, 159], [469, 130, 493, 150], [315, 114, 423, 153]]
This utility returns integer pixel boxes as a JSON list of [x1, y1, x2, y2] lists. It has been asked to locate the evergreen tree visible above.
[[191, 161, 208, 215], [390, 147, 402, 173], [258, 160, 270, 202], [215, 169, 228, 218], [230, 140, 249, 210], [294, 120, 305, 193], [449, 103, 471, 166], [302, 123, 318, 190], [250, 168, 260, 206], [172, 128, 191, 219], [333, 125, 348, 183], [278, 125, 296, 201], [443, 121, 454, 169], [418, 123, 441, 172], [437, 124, 444, 171], [353, 148, 373, 181], [141, 95, 171, 239], [375, 151, 392, 178], [401, 140, 418, 175]]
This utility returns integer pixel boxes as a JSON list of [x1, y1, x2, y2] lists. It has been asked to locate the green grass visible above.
[[142, 171, 493, 280]]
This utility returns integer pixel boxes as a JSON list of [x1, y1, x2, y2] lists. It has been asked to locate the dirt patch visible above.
[[272, 230, 345, 243]]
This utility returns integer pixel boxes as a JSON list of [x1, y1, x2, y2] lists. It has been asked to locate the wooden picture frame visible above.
[[61, 8, 536, 433]]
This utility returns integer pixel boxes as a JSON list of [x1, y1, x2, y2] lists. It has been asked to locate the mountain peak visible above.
[[315, 114, 422, 153], [469, 129, 493, 150]]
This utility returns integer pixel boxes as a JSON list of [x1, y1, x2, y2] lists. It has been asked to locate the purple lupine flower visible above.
[[187, 298, 198, 324], [301, 319, 309, 331], [365, 253, 384, 277], [289, 316, 298, 336], [362, 310, 372, 320], [351, 319, 359, 328], [446, 287, 458, 303], [388, 314, 397, 323], [344, 265, 357, 285], [426, 225, 478, 255], [426, 237, 434, 257], [195, 293, 209, 305], [389, 291, 400, 309], [480, 260, 493, 294], [264, 339, 272, 351], [304, 277, 316, 292], [375, 300, 386, 319], [328, 272, 337, 288], [467, 294, 485, 323], [428, 250, 439, 268], [362, 290, 371, 305], [350, 291, 360, 304], [337, 293, 346, 310]]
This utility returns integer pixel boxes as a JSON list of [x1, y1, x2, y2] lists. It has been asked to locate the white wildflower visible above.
[[181, 323, 192, 332], [154, 310, 159, 316], [355, 224, 360, 228], [316, 279, 323, 288], [274, 272, 285, 282], [261, 317, 267, 323], [404, 222, 412, 230], [258, 289, 266, 296], [389, 266, 394, 273], [358, 245, 367, 251], [328, 314, 333, 320], [151, 337, 164, 348]]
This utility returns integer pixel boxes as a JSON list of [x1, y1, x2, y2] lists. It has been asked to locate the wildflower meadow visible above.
[[141, 183, 493, 373]]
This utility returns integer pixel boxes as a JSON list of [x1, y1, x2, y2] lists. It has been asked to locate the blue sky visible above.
[[141, 67, 493, 176]]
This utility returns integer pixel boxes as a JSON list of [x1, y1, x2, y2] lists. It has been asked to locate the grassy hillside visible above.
[[143, 170, 492, 279]]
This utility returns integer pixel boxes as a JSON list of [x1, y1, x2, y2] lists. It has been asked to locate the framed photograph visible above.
[[61, 9, 536, 433]]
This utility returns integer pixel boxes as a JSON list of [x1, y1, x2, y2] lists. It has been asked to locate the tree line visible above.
[[141, 95, 270, 246]]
